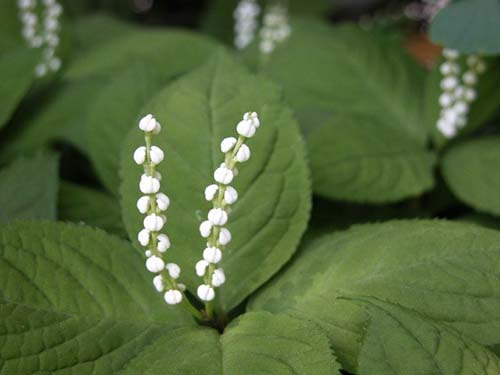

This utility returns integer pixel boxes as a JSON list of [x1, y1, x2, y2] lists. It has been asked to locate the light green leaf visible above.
[[87, 64, 178, 196], [120, 53, 311, 311], [64, 28, 220, 80], [58, 181, 126, 237], [0, 151, 59, 222], [442, 136, 500, 217], [0, 48, 37, 129], [430, 0, 500, 55], [0, 0, 23, 53], [255, 20, 428, 144], [0, 221, 193, 374], [308, 115, 436, 203], [249, 220, 500, 372], [355, 298, 500, 375], [121, 312, 341, 375]]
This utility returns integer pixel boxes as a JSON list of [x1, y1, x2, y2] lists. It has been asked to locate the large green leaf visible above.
[[249, 220, 500, 372], [121, 312, 340, 375], [355, 298, 500, 375], [121, 53, 311, 311], [64, 28, 219, 80], [255, 20, 427, 144], [0, 0, 23, 53], [308, 114, 436, 203], [430, 0, 500, 55], [0, 152, 59, 222], [58, 181, 126, 237], [442, 136, 500, 217], [87, 64, 178, 196], [0, 221, 193, 374], [0, 48, 37, 129]]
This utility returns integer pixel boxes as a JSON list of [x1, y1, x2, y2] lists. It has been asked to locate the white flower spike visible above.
[[259, 3, 291, 55], [233, 0, 260, 49]]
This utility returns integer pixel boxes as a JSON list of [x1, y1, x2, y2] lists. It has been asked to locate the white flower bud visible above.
[[237, 119, 256, 138], [205, 184, 219, 201], [219, 227, 232, 245], [35, 63, 47, 77], [224, 186, 238, 205], [464, 88, 477, 102], [212, 268, 226, 287], [196, 260, 209, 277], [199, 220, 213, 238], [214, 166, 234, 184], [453, 101, 469, 115], [166, 263, 181, 279], [208, 208, 228, 226], [139, 175, 160, 194], [441, 76, 458, 91], [138, 228, 150, 246], [145, 250, 152, 257], [139, 114, 157, 132], [475, 60, 486, 74], [443, 48, 459, 60], [48, 57, 61, 72], [203, 247, 222, 264], [236, 144, 251, 162], [443, 108, 458, 124], [152, 121, 161, 135], [136, 196, 150, 214], [437, 119, 456, 138], [156, 193, 170, 211], [456, 115, 467, 128], [146, 256, 165, 273], [466, 55, 479, 67], [154, 171, 162, 181], [177, 283, 186, 292], [439, 93, 453, 107], [144, 214, 164, 231], [221, 137, 237, 153], [164, 289, 183, 305], [197, 284, 215, 301], [244, 112, 260, 128], [439, 62, 457, 75], [463, 71, 477, 85], [454, 85, 465, 99], [157, 234, 170, 252], [153, 275, 164, 292], [150, 146, 164, 165]]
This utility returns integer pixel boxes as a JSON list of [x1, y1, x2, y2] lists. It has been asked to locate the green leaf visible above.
[[0, 0, 23, 53], [355, 298, 500, 375], [0, 78, 106, 160], [64, 28, 220, 80], [442, 136, 500, 217], [120, 53, 311, 311], [308, 114, 436, 203], [255, 20, 428, 144], [0, 221, 193, 374], [249, 220, 500, 372], [430, 0, 500, 55], [0, 48, 37, 129], [87, 64, 178, 196], [0, 151, 59, 222], [58, 181, 126, 237], [121, 312, 341, 375]]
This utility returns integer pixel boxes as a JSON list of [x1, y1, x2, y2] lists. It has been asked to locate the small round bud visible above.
[[195, 260, 209, 277], [463, 71, 477, 85], [219, 227, 232, 245], [203, 247, 222, 263], [236, 144, 251, 162], [212, 268, 226, 287], [139, 114, 157, 132], [139, 175, 160, 194], [466, 55, 479, 67], [164, 290, 183, 305], [144, 214, 164, 231], [199, 220, 213, 238], [221, 137, 237, 153], [166, 263, 181, 279], [244, 112, 260, 128], [156, 193, 170, 211], [146, 256, 165, 273], [437, 119, 456, 138], [136, 196, 150, 214], [145, 250, 152, 257], [237, 119, 256, 138], [197, 284, 215, 301], [153, 275, 164, 292], [443, 48, 459, 60], [224, 186, 238, 205], [177, 283, 186, 292], [157, 234, 171, 252], [150, 146, 164, 165], [453, 101, 469, 115], [152, 122, 161, 135], [464, 88, 477, 102], [441, 76, 458, 91], [138, 228, 150, 246], [439, 93, 453, 107], [214, 166, 234, 185], [208, 208, 228, 226], [205, 184, 219, 201]]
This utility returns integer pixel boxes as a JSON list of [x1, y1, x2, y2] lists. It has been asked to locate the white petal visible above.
[[153, 275, 164, 292], [218, 227, 232, 245], [203, 247, 222, 263], [204, 184, 219, 201], [212, 268, 226, 287], [197, 284, 215, 301], [208, 208, 228, 226], [195, 260, 209, 277], [236, 119, 256, 138], [136, 196, 150, 214], [220, 137, 237, 153], [236, 144, 251, 162], [150, 146, 164, 165], [214, 167, 234, 185], [199, 220, 213, 238], [138, 228, 150, 246], [144, 214, 164, 231], [156, 193, 170, 211], [157, 234, 171, 252], [166, 263, 181, 279], [224, 186, 238, 205], [146, 256, 165, 273], [164, 289, 183, 305]]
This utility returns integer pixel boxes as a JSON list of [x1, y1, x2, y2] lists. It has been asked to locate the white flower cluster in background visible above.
[[196, 112, 260, 303], [259, 3, 291, 55], [233, 0, 260, 50], [436, 49, 486, 138], [17, 0, 63, 77], [134, 114, 185, 305]]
